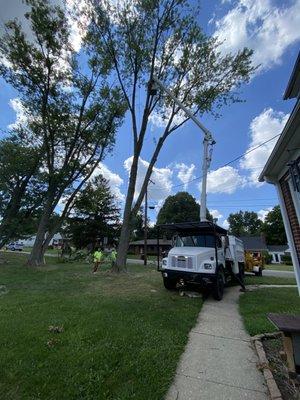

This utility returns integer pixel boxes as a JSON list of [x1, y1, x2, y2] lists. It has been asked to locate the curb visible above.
[[251, 332, 283, 400]]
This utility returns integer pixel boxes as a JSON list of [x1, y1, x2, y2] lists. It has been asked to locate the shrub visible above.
[[281, 254, 293, 265], [262, 251, 272, 264]]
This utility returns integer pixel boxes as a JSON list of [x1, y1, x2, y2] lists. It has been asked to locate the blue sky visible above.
[[1, 0, 300, 227]]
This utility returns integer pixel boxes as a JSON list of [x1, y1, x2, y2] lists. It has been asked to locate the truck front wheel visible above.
[[212, 269, 225, 301], [163, 277, 176, 290]]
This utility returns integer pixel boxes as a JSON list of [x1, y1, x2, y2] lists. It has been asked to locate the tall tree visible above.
[[263, 205, 287, 245], [88, 0, 255, 270], [0, 0, 126, 265], [65, 175, 120, 249], [157, 192, 212, 225], [228, 210, 263, 237]]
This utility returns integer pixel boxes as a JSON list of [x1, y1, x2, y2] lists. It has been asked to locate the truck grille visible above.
[[171, 256, 194, 269]]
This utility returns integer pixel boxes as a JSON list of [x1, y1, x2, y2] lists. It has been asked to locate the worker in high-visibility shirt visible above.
[[110, 247, 117, 269], [93, 247, 103, 273]]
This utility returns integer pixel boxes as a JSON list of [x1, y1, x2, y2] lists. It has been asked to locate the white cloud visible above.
[[240, 108, 289, 185], [175, 163, 196, 189], [210, 209, 224, 220], [214, 0, 300, 72], [124, 156, 173, 202], [257, 207, 273, 221], [91, 162, 125, 202], [149, 108, 186, 129], [222, 219, 230, 229], [66, 0, 91, 52], [202, 166, 246, 194], [8, 98, 28, 130]]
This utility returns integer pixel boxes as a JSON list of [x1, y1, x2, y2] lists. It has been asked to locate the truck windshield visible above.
[[175, 234, 215, 248]]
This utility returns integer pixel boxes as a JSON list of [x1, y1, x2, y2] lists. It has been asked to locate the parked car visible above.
[[5, 242, 24, 251]]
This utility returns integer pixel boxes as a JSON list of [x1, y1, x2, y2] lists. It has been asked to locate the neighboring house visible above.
[[128, 239, 172, 256], [259, 52, 300, 294], [23, 233, 63, 247], [238, 236, 268, 254], [267, 245, 290, 264]]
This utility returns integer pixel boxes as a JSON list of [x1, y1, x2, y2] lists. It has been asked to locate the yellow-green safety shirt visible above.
[[93, 251, 103, 262]]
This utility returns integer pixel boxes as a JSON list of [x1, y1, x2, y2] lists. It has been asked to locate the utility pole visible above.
[[144, 179, 155, 266]]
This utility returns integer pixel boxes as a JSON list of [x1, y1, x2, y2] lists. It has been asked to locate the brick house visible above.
[[259, 52, 300, 294], [128, 239, 172, 257]]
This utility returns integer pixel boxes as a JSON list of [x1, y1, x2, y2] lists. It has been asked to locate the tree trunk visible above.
[[27, 194, 55, 266], [115, 154, 140, 271]]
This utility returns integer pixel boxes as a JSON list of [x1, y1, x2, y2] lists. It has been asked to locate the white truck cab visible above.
[[158, 221, 245, 300]]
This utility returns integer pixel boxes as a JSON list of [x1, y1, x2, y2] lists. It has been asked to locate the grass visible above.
[[244, 275, 296, 286], [239, 287, 300, 336], [264, 263, 294, 271], [0, 253, 202, 400]]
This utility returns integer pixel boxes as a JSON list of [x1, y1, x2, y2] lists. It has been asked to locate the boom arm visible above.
[[149, 76, 215, 222]]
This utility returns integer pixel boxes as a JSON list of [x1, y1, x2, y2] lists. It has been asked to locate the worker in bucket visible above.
[[110, 247, 117, 269], [93, 247, 103, 273]]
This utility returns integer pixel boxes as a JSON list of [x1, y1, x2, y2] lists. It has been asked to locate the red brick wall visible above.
[[280, 178, 300, 260]]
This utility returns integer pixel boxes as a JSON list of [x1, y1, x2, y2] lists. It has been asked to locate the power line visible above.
[[150, 133, 281, 191]]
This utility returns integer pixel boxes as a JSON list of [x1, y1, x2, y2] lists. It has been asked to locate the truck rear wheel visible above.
[[212, 269, 224, 301], [163, 277, 176, 290]]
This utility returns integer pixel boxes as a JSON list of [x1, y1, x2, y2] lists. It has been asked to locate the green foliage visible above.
[[228, 210, 263, 236], [157, 192, 212, 225], [130, 208, 145, 241], [0, 138, 45, 245], [281, 254, 293, 265], [66, 175, 120, 249], [262, 205, 287, 245], [0, 254, 202, 399], [0, 0, 127, 261], [262, 251, 272, 265]]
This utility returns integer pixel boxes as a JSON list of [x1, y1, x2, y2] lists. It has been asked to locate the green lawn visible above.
[[0, 254, 202, 400], [244, 275, 296, 286], [264, 263, 294, 271], [240, 288, 300, 336]]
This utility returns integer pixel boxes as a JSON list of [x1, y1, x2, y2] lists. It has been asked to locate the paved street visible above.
[[263, 269, 295, 278], [165, 287, 268, 400]]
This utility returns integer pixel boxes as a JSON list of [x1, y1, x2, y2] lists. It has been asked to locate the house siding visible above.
[[280, 177, 300, 261]]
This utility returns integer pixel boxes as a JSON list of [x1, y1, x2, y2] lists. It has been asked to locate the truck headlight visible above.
[[204, 263, 212, 270], [162, 259, 167, 266]]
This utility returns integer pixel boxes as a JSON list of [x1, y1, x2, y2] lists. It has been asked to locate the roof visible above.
[[259, 53, 300, 183], [267, 245, 289, 253], [129, 239, 172, 246], [258, 99, 300, 182], [284, 52, 300, 100], [238, 236, 268, 251], [158, 221, 227, 235]]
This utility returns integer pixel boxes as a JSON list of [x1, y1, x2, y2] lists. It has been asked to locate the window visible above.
[[289, 158, 300, 193], [175, 234, 216, 248]]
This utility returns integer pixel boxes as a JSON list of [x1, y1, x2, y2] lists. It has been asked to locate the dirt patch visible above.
[[262, 337, 300, 400]]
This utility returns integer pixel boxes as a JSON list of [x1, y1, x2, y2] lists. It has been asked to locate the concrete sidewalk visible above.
[[166, 287, 269, 400]]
